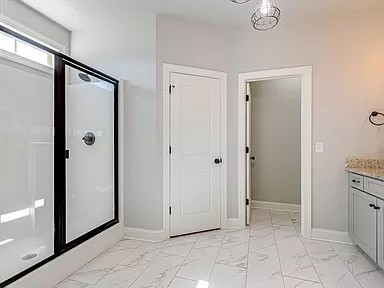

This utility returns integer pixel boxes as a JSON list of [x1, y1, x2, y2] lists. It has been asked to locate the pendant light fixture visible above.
[[231, 0, 281, 31], [230, 0, 250, 3]]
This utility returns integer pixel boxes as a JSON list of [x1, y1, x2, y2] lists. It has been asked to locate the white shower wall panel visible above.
[[66, 83, 114, 242]]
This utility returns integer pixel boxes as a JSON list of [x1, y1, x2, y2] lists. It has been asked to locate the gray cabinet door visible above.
[[349, 187, 377, 261], [378, 198, 384, 269]]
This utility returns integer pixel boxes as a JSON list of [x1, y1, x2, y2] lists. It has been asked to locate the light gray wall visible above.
[[250, 78, 301, 205], [232, 15, 384, 231], [156, 15, 236, 217], [1, 0, 70, 53], [70, 14, 160, 230]]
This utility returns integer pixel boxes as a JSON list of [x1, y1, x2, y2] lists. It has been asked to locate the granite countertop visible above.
[[345, 157, 384, 181]]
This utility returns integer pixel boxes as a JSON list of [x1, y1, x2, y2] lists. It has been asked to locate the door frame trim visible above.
[[238, 66, 312, 238], [163, 63, 228, 238]]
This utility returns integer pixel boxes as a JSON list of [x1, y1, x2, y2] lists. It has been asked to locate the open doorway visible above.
[[246, 77, 301, 226], [238, 67, 312, 238]]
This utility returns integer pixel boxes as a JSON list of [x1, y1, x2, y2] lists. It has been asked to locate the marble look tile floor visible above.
[[54, 209, 384, 288]]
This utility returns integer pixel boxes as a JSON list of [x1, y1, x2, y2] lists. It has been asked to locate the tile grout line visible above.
[[283, 274, 322, 284], [123, 240, 170, 288], [245, 220, 252, 288], [207, 229, 228, 283], [63, 241, 140, 287], [329, 242, 364, 288], [164, 232, 203, 286], [270, 209, 286, 288], [92, 241, 145, 287], [293, 212, 324, 286]]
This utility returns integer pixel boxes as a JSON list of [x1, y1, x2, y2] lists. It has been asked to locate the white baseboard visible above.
[[311, 228, 354, 245], [227, 218, 245, 229], [124, 227, 168, 242], [252, 200, 301, 213]]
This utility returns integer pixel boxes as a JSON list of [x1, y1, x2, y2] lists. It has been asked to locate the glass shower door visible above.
[[0, 47, 54, 282], [0, 25, 119, 287], [65, 64, 116, 243]]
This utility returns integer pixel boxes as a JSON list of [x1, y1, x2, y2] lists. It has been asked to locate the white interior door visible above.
[[246, 83, 252, 226], [170, 72, 221, 237]]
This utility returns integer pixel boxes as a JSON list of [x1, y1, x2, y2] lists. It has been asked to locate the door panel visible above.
[[181, 170, 211, 215], [349, 187, 377, 260], [170, 73, 221, 236], [378, 198, 384, 269], [180, 85, 211, 154], [246, 83, 252, 226]]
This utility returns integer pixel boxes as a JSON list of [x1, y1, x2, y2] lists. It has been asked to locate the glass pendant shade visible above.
[[251, 0, 281, 30], [231, 0, 251, 4]]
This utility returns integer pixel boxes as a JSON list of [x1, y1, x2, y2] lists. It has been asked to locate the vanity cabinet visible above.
[[348, 173, 384, 269]]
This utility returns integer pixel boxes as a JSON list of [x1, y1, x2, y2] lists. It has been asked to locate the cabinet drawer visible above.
[[364, 177, 384, 200], [350, 173, 364, 190]]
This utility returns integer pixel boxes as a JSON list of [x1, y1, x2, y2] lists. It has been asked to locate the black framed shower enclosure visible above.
[[0, 25, 119, 288]]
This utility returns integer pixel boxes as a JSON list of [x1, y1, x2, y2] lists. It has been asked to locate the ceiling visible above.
[[18, 0, 384, 31]]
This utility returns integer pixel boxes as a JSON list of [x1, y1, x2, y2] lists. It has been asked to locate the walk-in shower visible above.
[[0, 25, 119, 287]]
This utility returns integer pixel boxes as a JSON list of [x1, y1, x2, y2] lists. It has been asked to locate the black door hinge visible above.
[[169, 206, 172, 215], [246, 95, 250, 102], [246, 147, 250, 154], [246, 199, 250, 206], [169, 146, 172, 154], [169, 85, 175, 94], [65, 150, 70, 159]]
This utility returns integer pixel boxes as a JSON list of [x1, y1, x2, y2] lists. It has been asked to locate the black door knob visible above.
[[250, 156, 255, 160], [214, 158, 222, 164]]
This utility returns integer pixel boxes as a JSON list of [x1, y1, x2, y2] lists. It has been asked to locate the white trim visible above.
[[124, 227, 167, 242], [252, 200, 301, 213], [311, 228, 354, 245], [0, 15, 66, 53], [0, 49, 53, 75], [227, 218, 243, 229], [163, 63, 228, 238], [238, 66, 313, 238]]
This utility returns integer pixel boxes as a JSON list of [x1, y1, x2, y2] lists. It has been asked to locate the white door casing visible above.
[[246, 83, 252, 226], [238, 66, 312, 237], [163, 64, 227, 238]]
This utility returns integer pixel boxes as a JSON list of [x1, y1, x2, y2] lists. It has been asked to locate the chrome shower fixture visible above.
[[78, 73, 91, 82]]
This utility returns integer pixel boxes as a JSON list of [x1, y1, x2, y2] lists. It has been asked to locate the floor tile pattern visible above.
[[54, 209, 384, 288]]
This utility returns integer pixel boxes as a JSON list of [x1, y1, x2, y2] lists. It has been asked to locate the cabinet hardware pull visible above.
[[374, 206, 381, 210], [352, 180, 360, 183], [369, 204, 376, 208]]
